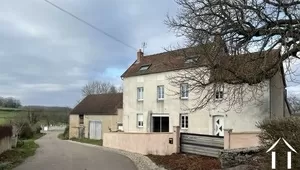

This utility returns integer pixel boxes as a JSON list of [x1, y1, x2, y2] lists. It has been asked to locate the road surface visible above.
[[14, 131, 137, 170]]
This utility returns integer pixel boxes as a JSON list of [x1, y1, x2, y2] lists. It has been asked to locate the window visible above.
[[137, 87, 144, 101], [137, 114, 143, 127], [117, 122, 123, 131], [180, 84, 189, 99], [79, 114, 84, 124], [139, 64, 150, 71], [184, 56, 198, 64], [180, 114, 188, 129], [157, 85, 164, 100], [215, 84, 224, 100], [152, 115, 169, 132]]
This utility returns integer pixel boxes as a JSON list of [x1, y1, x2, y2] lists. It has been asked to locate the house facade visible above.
[[121, 47, 290, 136], [69, 93, 123, 139]]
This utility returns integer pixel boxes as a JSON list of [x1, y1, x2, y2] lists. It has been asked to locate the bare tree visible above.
[[117, 85, 123, 93], [81, 81, 118, 97], [288, 94, 300, 114], [165, 0, 300, 111]]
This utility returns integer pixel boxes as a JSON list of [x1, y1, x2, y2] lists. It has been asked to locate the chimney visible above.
[[136, 49, 143, 63]]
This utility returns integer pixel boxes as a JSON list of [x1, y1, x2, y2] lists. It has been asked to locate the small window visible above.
[[137, 87, 144, 101], [117, 122, 123, 131], [215, 84, 224, 100], [139, 65, 150, 71], [180, 114, 188, 129], [157, 85, 164, 100], [185, 56, 198, 64], [79, 114, 84, 124], [180, 84, 189, 99], [137, 114, 143, 127], [185, 59, 194, 64]]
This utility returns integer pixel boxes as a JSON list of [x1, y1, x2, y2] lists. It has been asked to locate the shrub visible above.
[[30, 123, 42, 134], [257, 117, 300, 170], [62, 126, 69, 139], [19, 123, 34, 139]]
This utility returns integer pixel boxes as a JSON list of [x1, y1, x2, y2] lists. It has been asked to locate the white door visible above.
[[89, 121, 102, 139], [213, 115, 224, 136]]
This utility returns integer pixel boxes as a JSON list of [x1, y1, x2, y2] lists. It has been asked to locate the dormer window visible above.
[[185, 59, 194, 64], [184, 55, 198, 64], [139, 64, 150, 71]]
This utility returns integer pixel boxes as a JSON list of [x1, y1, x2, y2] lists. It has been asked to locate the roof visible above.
[[121, 43, 281, 85], [121, 44, 219, 78], [69, 93, 123, 115]]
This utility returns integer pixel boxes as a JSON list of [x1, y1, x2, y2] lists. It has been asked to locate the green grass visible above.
[[0, 133, 45, 170], [70, 138, 103, 146], [0, 109, 26, 125]]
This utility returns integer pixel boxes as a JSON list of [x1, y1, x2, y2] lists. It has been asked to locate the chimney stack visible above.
[[137, 49, 143, 63]]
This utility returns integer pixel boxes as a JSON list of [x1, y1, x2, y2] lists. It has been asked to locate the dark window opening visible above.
[[152, 116, 169, 132], [79, 114, 84, 124]]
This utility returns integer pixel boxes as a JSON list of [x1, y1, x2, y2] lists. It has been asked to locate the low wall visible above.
[[0, 137, 12, 154], [103, 126, 180, 155], [0, 126, 12, 154], [224, 129, 260, 149]]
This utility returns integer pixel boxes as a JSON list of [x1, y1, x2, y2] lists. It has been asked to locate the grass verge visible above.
[[70, 138, 102, 146], [0, 133, 45, 170]]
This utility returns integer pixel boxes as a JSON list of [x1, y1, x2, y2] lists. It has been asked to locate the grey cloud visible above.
[[0, 0, 180, 106]]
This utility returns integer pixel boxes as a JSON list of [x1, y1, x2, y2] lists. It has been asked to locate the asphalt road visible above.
[[14, 131, 137, 170]]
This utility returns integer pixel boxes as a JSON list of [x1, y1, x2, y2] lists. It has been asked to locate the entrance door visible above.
[[89, 121, 102, 139], [151, 115, 169, 132], [213, 116, 224, 136]]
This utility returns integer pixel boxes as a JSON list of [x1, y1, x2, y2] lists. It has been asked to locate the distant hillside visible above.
[[21, 106, 72, 112]]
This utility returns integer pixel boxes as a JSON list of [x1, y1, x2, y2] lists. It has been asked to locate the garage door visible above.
[[89, 121, 102, 139]]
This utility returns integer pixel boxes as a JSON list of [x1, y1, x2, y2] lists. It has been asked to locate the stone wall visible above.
[[219, 147, 262, 169], [0, 136, 12, 154]]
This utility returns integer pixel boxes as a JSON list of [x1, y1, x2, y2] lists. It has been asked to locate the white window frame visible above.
[[137, 114, 144, 128], [117, 122, 123, 131], [157, 85, 164, 100], [180, 83, 189, 99], [215, 84, 224, 101], [137, 87, 144, 101], [180, 114, 188, 129]]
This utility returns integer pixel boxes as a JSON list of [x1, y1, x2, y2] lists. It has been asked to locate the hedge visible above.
[[257, 117, 300, 169]]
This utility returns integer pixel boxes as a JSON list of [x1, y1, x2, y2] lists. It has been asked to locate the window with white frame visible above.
[[215, 84, 224, 100], [180, 114, 188, 129], [137, 114, 143, 127], [139, 65, 150, 71], [180, 83, 189, 99], [157, 85, 164, 100], [137, 87, 144, 101]]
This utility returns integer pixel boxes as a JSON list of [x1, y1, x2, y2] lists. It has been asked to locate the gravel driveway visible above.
[[14, 131, 137, 170]]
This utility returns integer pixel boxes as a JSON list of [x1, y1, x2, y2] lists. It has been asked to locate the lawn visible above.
[[0, 109, 26, 125], [0, 133, 45, 170], [70, 138, 103, 146]]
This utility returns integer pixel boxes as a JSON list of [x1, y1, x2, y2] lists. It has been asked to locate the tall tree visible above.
[[81, 81, 118, 97], [166, 0, 300, 111]]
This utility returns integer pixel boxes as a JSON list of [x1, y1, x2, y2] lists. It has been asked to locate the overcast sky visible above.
[[0, 0, 299, 108], [0, 0, 184, 107]]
